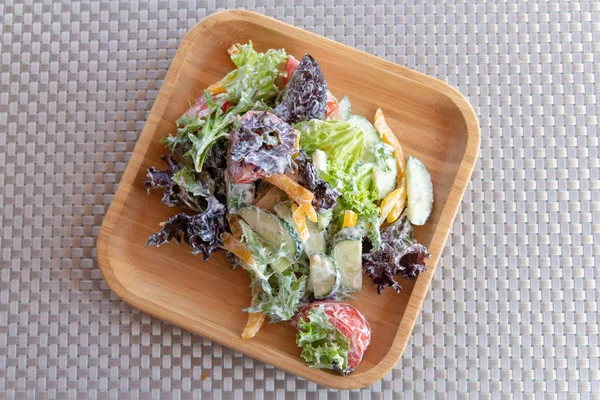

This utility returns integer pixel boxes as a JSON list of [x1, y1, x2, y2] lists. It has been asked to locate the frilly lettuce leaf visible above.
[[296, 119, 383, 248], [362, 215, 430, 294], [160, 111, 206, 155], [295, 305, 350, 373], [172, 167, 209, 197], [297, 119, 364, 173], [245, 269, 307, 323], [220, 42, 287, 108], [294, 150, 339, 212], [145, 196, 228, 260], [273, 54, 328, 124], [144, 155, 206, 212], [164, 42, 286, 172]]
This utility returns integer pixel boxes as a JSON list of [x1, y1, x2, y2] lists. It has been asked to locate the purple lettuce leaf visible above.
[[295, 150, 339, 212], [362, 215, 430, 294], [228, 111, 296, 183], [146, 196, 228, 260], [273, 54, 328, 124], [143, 140, 228, 211]]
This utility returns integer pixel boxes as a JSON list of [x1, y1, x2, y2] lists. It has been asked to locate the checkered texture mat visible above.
[[1, 0, 599, 398]]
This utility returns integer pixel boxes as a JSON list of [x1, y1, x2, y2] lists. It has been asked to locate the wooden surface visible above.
[[96, 10, 480, 390]]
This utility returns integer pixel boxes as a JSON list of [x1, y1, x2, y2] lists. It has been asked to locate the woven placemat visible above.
[[1, 0, 599, 398]]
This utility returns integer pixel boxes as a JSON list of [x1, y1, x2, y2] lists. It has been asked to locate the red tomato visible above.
[[227, 111, 264, 184], [283, 55, 300, 86], [325, 91, 340, 119], [221, 101, 232, 112], [184, 93, 225, 119], [227, 162, 261, 184], [292, 301, 371, 373], [276, 55, 300, 89]]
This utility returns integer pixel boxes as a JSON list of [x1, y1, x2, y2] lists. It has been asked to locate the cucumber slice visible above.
[[372, 155, 398, 200], [330, 234, 363, 292], [238, 206, 303, 270], [309, 253, 339, 298], [275, 201, 327, 257], [406, 156, 433, 226], [304, 220, 326, 256], [271, 257, 292, 273], [338, 96, 351, 121], [317, 209, 333, 231], [331, 226, 363, 245], [274, 201, 293, 221]]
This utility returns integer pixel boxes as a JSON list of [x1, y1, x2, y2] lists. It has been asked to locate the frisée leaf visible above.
[[295, 305, 350, 373], [220, 42, 288, 108], [245, 269, 307, 323]]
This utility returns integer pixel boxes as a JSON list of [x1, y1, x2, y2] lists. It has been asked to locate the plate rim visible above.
[[96, 9, 481, 390]]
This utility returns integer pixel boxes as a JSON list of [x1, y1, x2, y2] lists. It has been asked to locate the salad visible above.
[[144, 43, 433, 376]]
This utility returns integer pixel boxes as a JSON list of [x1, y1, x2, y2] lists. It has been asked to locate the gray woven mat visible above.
[[1, 0, 599, 398]]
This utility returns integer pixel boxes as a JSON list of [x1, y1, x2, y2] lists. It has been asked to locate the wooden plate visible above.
[[97, 10, 480, 389]]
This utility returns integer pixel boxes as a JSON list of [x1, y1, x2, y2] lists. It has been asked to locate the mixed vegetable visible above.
[[144, 42, 433, 375]]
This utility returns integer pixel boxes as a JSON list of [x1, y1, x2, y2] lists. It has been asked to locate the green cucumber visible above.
[[238, 206, 303, 272], [274, 201, 293, 222], [330, 227, 363, 292], [309, 253, 339, 298], [317, 209, 333, 231], [275, 201, 327, 257], [304, 220, 327, 257], [406, 156, 433, 226], [372, 155, 398, 200], [312, 149, 328, 174]]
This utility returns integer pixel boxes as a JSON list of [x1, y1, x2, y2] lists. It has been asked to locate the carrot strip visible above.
[[222, 233, 256, 267], [264, 174, 314, 205]]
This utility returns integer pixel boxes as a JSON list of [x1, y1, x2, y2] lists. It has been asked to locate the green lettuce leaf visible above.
[[296, 305, 350, 373], [245, 269, 307, 323], [171, 167, 208, 197], [297, 119, 383, 248], [160, 109, 206, 155], [220, 42, 288, 108], [297, 119, 365, 173], [166, 43, 286, 171]]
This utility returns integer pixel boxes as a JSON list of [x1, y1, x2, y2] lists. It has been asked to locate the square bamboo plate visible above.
[[97, 10, 480, 390]]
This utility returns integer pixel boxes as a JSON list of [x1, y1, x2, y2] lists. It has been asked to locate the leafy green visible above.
[[225, 176, 256, 214], [296, 305, 350, 372], [160, 107, 205, 155], [245, 269, 307, 323], [297, 119, 384, 249], [186, 91, 234, 172], [171, 167, 208, 197], [297, 120, 365, 173], [370, 142, 395, 172], [220, 42, 288, 108], [163, 43, 286, 171], [240, 220, 286, 269]]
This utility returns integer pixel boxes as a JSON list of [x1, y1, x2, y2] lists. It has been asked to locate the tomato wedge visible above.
[[283, 55, 300, 86], [325, 92, 339, 119], [292, 301, 371, 373]]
